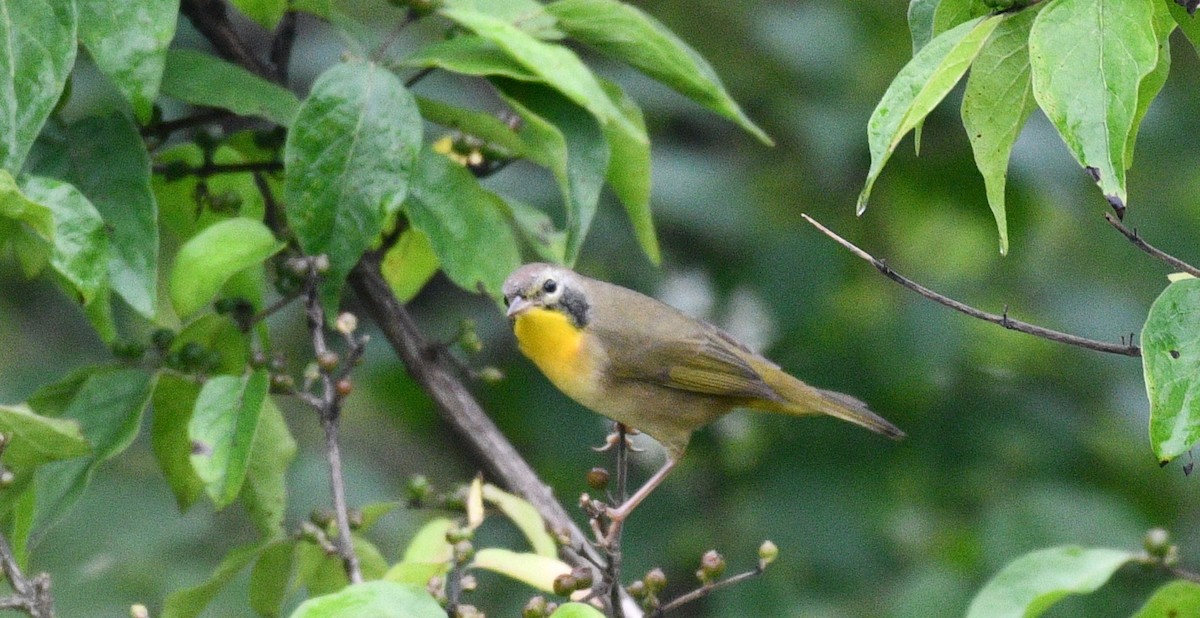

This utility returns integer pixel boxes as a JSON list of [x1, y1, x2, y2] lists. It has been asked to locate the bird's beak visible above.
[[506, 295, 532, 318]]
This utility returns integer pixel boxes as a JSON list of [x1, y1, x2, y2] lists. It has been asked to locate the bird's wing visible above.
[[600, 320, 783, 402]]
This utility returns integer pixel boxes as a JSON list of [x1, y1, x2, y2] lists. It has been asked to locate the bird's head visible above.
[[502, 263, 590, 327]]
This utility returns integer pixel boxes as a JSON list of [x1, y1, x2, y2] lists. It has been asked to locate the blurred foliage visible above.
[[3, 0, 1200, 616]]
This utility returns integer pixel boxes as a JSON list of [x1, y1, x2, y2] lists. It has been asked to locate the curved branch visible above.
[[1104, 213, 1200, 279], [802, 214, 1141, 357]]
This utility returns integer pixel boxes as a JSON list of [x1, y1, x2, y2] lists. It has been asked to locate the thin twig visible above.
[[607, 424, 629, 618], [372, 9, 418, 61], [301, 259, 363, 584], [802, 214, 1141, 357], [180, 0, 275, 79], [406, 67, 436, 88], [0, 532, 54, 618], [1104, 213, 1200, 279], [154, 161, 284, 177], [140, 110, 232, 138], [653, 567, 764, 617]]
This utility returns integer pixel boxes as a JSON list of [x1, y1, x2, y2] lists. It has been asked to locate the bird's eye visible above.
[[542, 279, 558, 294], [503, 296, 511, 307]]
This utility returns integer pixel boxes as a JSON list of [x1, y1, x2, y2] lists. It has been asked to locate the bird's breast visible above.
[[513, 307, 601, 405]]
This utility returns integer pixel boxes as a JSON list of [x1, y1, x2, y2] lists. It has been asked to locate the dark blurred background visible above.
[[4, 1, 1200, 615]]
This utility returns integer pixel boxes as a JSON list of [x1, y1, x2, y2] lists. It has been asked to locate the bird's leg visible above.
[[602, 457, 678, 545]]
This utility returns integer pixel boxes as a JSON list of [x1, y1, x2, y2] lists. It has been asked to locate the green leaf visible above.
[[857, 15, 1000, 215], [441, 0, 562, 38], [295, 535, 388, 596], [240, 396, 296, 537], [1171, 3, 1200, 55], [0, 405, 90, 469], [482, 483, 557, 557], [0, 0, 76, 173], [471, 548, 571, 593], [169, 217, 284, 318], [229, 0, 287, 30], [495, 79, 608, 264], [1125, 1, 1174, 170], [401, 517, 455, 563], [49, 114, 159, 318], [1142, 278, 1200, 462], [932, 0, 991, 36], [20, 176, 109, 303], [189, 369, 269, 507], [163, 543, 264, 618], [161, 49, 300, 127], [77, 0, 179, 123], [250, 538, 296, 617], [965, 546, 1134, 618], [415, 96, 531, 159], [404, 148, 522, 299], [288, 581, 444, 618], [284, 60, 422, 312], [961, 8, 1039, 255], [499, 197, 567, 263], [33, 368, 157, 533], [151, 373, 205, 510], [170, 314, 252, 376], [549, 603, 607, 618], [405, 36, 539, 82], [545, 0, 771, 145], [380, 228, 439, 303], [0, 170, 54, 241], [599, 78, 658, 264], [908, 0, 940, 53], [440, 7, 645, 145], [1132, 580, 1200, 618], [1028, 0, 1159, 214]]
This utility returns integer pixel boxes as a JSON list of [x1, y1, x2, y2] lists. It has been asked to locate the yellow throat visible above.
[[512, 307, 595, 401]]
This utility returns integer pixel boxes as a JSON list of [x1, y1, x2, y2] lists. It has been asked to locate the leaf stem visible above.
[[1103, 213, 1200, 279]]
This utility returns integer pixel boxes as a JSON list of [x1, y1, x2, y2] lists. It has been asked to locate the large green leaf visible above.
[[250, 538, 296, 617], [857, 16, 1001, 215], [1132, 580, 1200, 618], [288, 581, 444, 618], [545, 0, 770, 144], [405, 35, 540, 82], [0, 170, 54, 241], [380, 228, 439, 303], [151, 373, 205, 510], [907, 0, 939, 53], [404, 148, 522, 299], [966, 546, 1133, 617], [163, 543, 265, 618], [471, 548, 571, 593], [240, 396, 296, 538], [1142, 278, 1200, 462], [0, 405, 90, 469], [161, 49, 300, 127], [39, 115, 159, 318], [599, 78, 658, 264], [77, 0, 179, 123], [20, 176, 109, 303], [961, 8, 1039, 255], [1028, 0, 1159, 215], [495, 79, 608, 264], [932, 0, 991, 36], [188, 369, 269, 507], [442, 0, 561, 38], [169, 217, 284, 318], [482, 483, 557, 557], [0, 0, 76, 173], [33, 367, 157, 533], [1125, 1, 1174, 170], [440, 7, 645, 145], [284, 60, 422, 311], [415, 95, 532, 159]]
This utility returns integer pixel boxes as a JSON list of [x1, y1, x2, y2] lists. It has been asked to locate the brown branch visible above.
[[802, 214, 1142, 357], [347, 256, 613, 574], [0, 533, 54, 618], [154, 161, 284, 178], [180, 0, 275, 80], [1104, 213, 1200, 279], [653, 567, 764, 617], [140, 110, 232, 138]]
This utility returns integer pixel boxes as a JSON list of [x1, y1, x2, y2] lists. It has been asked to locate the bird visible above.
[[502, 262, 903, 525]]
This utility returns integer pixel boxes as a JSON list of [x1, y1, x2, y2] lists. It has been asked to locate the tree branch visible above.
[[0, 532, 54, 618], [802, 214, 1141, 357], [180, 0, 275, 80], [1104, 213, 1200, 279]]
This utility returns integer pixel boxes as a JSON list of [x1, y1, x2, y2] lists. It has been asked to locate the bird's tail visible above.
[[751, 372, 905, 439]]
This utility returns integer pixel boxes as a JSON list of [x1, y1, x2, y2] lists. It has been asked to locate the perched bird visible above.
[[502, 263, 903, 523]]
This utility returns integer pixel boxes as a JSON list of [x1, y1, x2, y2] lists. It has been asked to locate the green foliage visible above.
[[161, 49, 301, 126], [1142, 277, 1200, 463], [188, 369, 270, 507], [966, 546, 1134, 617], [77, 0, 178, 123], [287, 581, 444, 618], [1132, 580, 1200, 618], [169, 217, 284, 318], [0, 0, 76, 173]]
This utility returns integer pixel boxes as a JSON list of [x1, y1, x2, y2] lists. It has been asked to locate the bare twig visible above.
[[653, 567, 764, 617], [802, 214, 1141, 357], [405, 67, 436, 88], [180, 0, 275, 79], [1104, 213, 1200, 279], [140, 110, 232, 138], [607, 425, 629, 618], [372, 9, 418, 61], [154, 160, 284, 178], [299, 257, 365, 584], [0, 533, 54, 618]]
